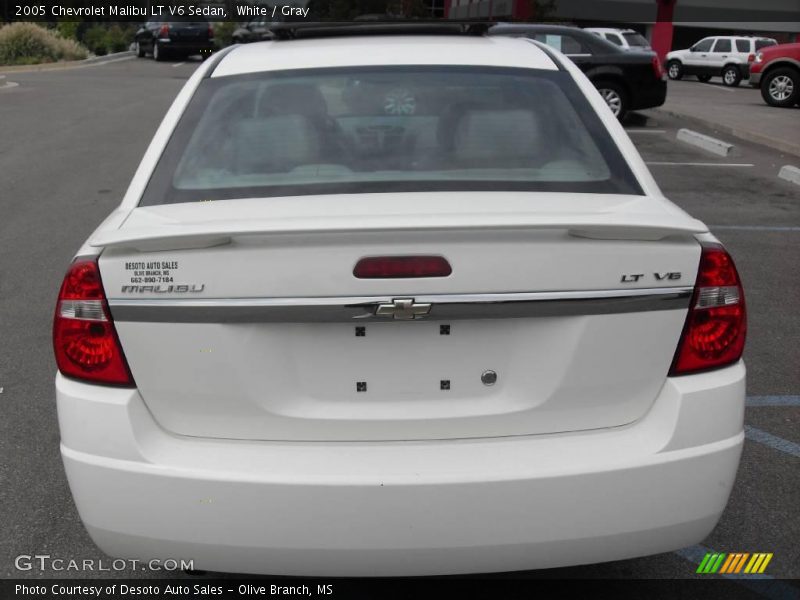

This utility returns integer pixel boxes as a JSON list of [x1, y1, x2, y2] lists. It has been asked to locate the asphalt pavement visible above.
[[0, 56, 797, 585], [658, 77, 800, 158]]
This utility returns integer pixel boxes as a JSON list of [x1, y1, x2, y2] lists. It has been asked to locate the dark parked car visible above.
[[134, 15, 215, 61], [232, 19, 276, 44], [489, 24, 666, 119]]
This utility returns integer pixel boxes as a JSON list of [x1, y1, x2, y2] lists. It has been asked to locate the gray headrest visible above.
[[259, 83, 329, 118], [453, 109, 541, 164], [233, 116, 320, 172]]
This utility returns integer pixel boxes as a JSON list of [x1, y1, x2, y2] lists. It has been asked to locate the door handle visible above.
[[722, 55, 728, 58]]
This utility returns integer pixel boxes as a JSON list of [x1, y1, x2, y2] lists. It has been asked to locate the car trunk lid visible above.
[[96, 192, 704, 441]]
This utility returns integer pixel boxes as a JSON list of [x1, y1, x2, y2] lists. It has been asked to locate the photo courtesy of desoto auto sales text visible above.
[[1, 0, 798, 598]]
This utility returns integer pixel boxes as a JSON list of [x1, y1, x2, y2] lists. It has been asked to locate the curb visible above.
[[84, 50, 134, 64], [778, 165, 800, 186], [676, 128, 733, 157], [654, 107, 800, 159], [0, 51, 133, 74]]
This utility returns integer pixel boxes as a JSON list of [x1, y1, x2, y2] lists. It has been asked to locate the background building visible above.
[[445, 0, 800, 60]]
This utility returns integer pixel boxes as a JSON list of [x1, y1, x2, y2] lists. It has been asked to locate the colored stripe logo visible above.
[[697, 552, 773, 574]]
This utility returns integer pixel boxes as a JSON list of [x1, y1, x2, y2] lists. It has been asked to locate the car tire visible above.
[[153, 42, 166, 62], [697, 74, 712, 83], [722, 65, 742, 87], [595, 81, 628, 120], [135, 41, 146, 58], [667, 60, 683, 80], [761, 67, 799, 107]]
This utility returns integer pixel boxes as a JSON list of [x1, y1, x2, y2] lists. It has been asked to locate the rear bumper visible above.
[[631, 80, 667, 110], [161, 39, 214, 54], [57, 362, 745, 576]]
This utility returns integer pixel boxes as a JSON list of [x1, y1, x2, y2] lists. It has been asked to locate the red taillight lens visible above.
[[53, 258, 134, 386], [158, 24, 170, 37], [748, 53, 755, 63], [208, 25, 215, 38], [670, 243, 746, 376], [353, 256, 452, 279], [652, 55, 665, 79]]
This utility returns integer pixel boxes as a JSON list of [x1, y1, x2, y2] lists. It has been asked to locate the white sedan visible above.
[[54, 29, 747, 576]]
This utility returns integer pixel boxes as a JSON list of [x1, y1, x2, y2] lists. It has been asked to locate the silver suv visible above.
[[667, 36, 778, 86]]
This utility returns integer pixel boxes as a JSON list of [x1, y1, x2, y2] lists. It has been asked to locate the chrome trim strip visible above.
[[108, 287, 693, 323]]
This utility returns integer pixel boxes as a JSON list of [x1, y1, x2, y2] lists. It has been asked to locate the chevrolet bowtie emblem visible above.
[[375, 298, 432, 320]]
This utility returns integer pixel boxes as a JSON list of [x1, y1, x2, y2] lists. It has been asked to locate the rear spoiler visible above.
[[90, 213, 708, 252]]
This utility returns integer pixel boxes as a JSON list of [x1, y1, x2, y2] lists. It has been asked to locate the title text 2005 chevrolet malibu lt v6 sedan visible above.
[[54, 29, 747, 576]]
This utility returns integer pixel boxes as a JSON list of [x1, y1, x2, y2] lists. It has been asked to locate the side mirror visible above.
[[689, 46, 697, 52]]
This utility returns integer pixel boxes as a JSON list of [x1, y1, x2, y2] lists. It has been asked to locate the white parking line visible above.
[[173, 62, 186, 68], [745, 426, 800, 458], [677, 81, 737, 93], [646, 162, 754, 167], [627, 129, 666, 134], [747, 395, 800, 407]]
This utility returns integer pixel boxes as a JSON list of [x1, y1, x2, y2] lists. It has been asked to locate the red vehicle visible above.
[[749, 42, 800, 107]]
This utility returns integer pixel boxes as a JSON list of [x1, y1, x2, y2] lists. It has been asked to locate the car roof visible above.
[[492, 23, 580, 33], [211, 35, 558, 78], [585, 27, 636, 34], [706, 35, 775, 41]]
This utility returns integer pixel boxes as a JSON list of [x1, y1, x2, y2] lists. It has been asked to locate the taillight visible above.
[[669, 243, 746, 376], [208, 25, 215, 39], [158, 24, 170, 38], [353, 256, 452, 279], [747, 53, 755, 63], [651, 55, 665, 79], [53, 258, 134, 386]]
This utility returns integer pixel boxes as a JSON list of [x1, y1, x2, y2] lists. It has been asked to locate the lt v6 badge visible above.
[[621, 272, 682, 283]]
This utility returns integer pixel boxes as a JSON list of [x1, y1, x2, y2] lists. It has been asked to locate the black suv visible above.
[[490, 24, 666, 119]]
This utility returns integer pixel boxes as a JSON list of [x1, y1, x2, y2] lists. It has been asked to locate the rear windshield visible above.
[[140, 66, 642, 205], [623, 32, 650, 47]]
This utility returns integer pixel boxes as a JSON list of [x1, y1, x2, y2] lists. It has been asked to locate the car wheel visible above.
[[153, 42, 165, 62], [667, 60, 683, 80], [697, 74, 712, 83], [135, 41, 146, 58], [722, 66, 742, 87], [761, 67, 799, 107], [595, 81, 628, 120]]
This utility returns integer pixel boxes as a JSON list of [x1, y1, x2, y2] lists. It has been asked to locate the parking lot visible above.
[[0, 55, 797, 584], [659, 77, 800, 157]]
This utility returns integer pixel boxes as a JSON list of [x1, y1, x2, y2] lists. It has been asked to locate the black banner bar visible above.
[[4, 578, 800, 600], [2, 0, 800, 23]]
